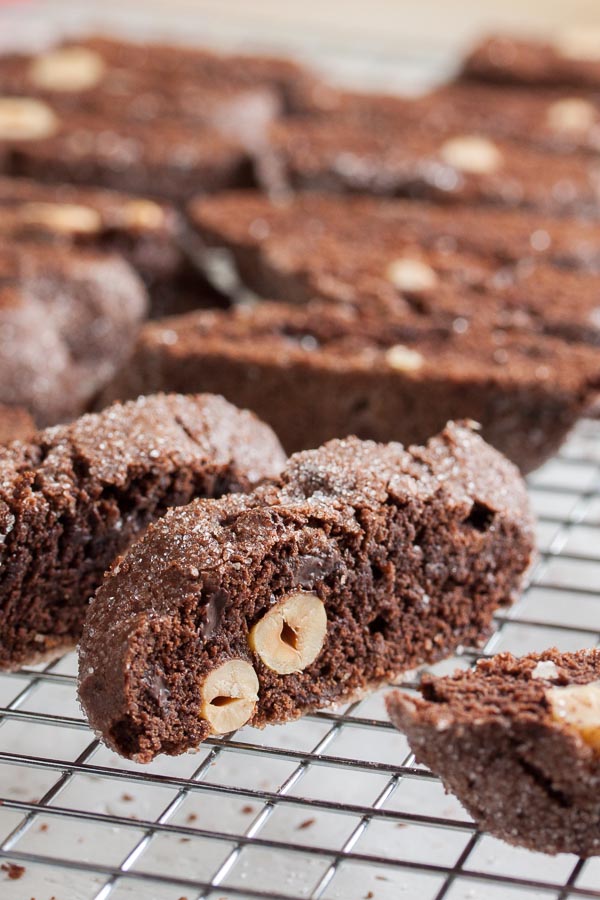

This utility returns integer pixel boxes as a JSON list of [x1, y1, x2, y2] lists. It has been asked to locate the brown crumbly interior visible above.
[[0, 392, 284, 669], [387, 648, 600, 856], [78, 422, 534, 762]]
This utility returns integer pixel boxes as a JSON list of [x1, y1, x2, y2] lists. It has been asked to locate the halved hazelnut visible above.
[[200, 659, 259, 735], [547, 98, 596, 133], [547, 680, 600, 752], [385, 344, 424, 372], [0, 98, 58, 140], [439, 135, 503, 175], [386, 258, 438, 292], [18, 201, 102, 234], [555, 27, 600, 61], [28, 47, 106, 92], [122, 199, 166, 230], [248, 591, 327, 675]]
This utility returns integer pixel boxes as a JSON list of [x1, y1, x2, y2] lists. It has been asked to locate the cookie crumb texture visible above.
[[387, 648, 600, 856], [0, 392, 284, 669], [79, 422, 534, 763]]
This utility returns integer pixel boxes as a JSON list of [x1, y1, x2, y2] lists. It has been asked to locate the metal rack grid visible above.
[[0, 419, 596, 900]]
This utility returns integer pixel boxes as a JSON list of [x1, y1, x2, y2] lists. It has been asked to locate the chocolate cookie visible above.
[[0, 241, 147, 426], [79, 422, 534, 762], [99, 301, 600, 472], [0, 176, 225, 317], [0, 392, 284, 670], [0, 99, 251, 204], [387, 648, 600, 857], [461, 31, 600, 90], [322, 84, 600, 157], [191, 190, 600, 279], [190, 192, 600, 346], [261, 116, 600, 215]]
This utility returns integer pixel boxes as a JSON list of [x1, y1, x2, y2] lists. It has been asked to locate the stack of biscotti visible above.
[[0, 36, 333, 201], [0, 176, 226, 318], [98, 188, 600, 471]]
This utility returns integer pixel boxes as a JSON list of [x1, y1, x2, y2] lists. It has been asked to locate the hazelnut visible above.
[[0, 97, 58, 140], [547, 681, 600, 752], [200, 659, 259, 735], [28, 47, 106, 92], [386, 258, 438, 292], [555, 27, 600, 61], [439, 135, 503, 175], [18, 201, 102, 235], [122, 199, 166, 231], [546, 97, 597, 133], [385, 344, 425, 372], [248, 591, 327, 675]]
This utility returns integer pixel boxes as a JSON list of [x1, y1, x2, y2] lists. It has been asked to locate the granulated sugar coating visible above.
[[0, 240, 147, 426], [0, 392, 285, 670], [387, 647, 600, 857], [79, 422, 534, 763]]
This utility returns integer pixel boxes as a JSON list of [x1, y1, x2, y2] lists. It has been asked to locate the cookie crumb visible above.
[[241, 805, 254, 814], [186, 813, 198, 823], [297, 817, 316, 830], [1, 862, 25, 879], [121, 792, 134, 802]]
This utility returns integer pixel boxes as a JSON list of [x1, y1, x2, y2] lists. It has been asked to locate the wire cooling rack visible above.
[[0, 418, 596, 900]]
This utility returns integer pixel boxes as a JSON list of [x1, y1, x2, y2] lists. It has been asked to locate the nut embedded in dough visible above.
[[200, 658, 259, 734], [248, 591, 327, 675]]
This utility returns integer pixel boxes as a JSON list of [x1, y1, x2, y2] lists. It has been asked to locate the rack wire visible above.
[[0, 419, 597, 900]]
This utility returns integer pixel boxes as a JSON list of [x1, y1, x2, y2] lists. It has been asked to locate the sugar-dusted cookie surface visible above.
[[0, 393, 285, 669], [79, 422, 534, 762]]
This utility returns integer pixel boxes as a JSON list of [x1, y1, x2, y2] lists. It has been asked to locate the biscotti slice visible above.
[[387, 648, 600, 857], [79, 422, 534, 762], [0, 392, 284, 670], [191, 190, 600, 278], [0, 100, 251, 203], [58, 36, 333, 115], [262, 117, 600, 214], [461, 31, 600, 89], [0, 44, 280, 147], [0, 176, 226, 317], [191, 194, 600, 345], [98, 302, 600, 472], [302, 83, 600, 157], [0, 241, 147, 426]]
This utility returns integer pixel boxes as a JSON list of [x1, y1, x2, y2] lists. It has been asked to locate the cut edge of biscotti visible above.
[[386, 647, 600, 857]]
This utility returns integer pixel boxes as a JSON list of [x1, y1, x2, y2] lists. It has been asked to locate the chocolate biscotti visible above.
[[0, 176, 225, 317], [261, 116, 600, 214], [191, 190, 600, 279], [461, 31, 600, 90], [0, 241, 147, 426], [98, 301, 600, 473], [0, 99, 250, 203], [191, 192, 600, 345], [79, 422, 534, 762], [0, 393, 284, 670], [0, 404, 35, 444], [387, 648, 600, 857]]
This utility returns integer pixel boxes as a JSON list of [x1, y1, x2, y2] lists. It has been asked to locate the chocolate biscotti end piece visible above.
[[387, 648, 600, 857], [0, 392, 284, 670], [79, 422, 534, 762]]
